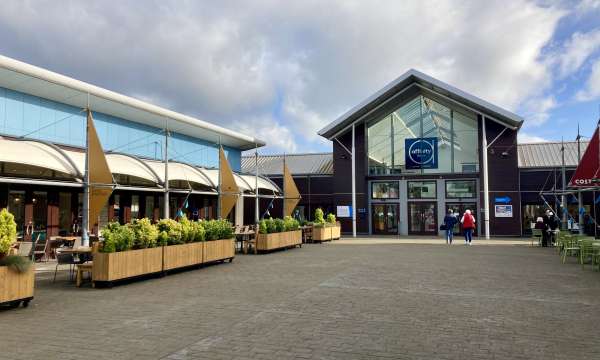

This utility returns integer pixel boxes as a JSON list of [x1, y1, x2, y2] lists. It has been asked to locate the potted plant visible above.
[[256, 216, 302, 252], [0, 209, 34, 308], [312, 208, 332, 242], [202, 219, 235, 263], [326, 213, 341, 240], [163, 216, 206, 271]]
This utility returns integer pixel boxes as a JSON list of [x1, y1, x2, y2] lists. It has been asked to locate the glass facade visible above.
[[445, 180, 477, 199], [367, 95, 479, 175], [372, 182, 400, 199], [408, 181, 436, 199]]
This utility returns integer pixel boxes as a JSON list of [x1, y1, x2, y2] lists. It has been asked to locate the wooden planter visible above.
[[331, 225, 341, 240], [257, 230, 302, 251], [163, 242, 204, 271], [92, 247, 163, 283], [204, 239, 235, 263], [0, 265, 34, 308], [312, 226, 332, 242]]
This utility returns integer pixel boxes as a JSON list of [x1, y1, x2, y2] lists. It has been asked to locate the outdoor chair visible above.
[[303, 226, 313, 243], [579, 239, 596, 269], [16, 241, 34, 259], [75, 262, 93, 287], [561, 237, 581, 264], [32, 231, 49, 262], [53, 252, 76, 282], [531, 229, 542, 247]]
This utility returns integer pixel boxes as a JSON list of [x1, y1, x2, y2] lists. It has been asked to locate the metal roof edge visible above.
[[0, 54, 265, 150]]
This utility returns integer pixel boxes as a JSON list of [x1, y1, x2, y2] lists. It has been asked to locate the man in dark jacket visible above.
[[542, 210, 559, 247], [443, 209, 458, 244]]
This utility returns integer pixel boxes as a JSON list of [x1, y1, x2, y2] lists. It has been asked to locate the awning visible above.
[[0, 138, 80, 178], [145, 161, 214, 189]]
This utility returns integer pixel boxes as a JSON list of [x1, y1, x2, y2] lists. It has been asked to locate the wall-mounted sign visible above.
[[405, 137, 438, 169], [337, 205, 352, 218], [495, 205, 513, 218], [494, 196, 512, 204]]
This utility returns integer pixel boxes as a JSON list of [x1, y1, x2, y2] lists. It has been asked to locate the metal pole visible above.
[[255, 144, 259, 224], [351, 123, 357, 238], [164, 121, 170, 219], [82, 106, 90, 247], [217, 136, 221, 219], [561, 138, 567, 230], [578, 126, 584, 234], [482, 116, 490, 239]]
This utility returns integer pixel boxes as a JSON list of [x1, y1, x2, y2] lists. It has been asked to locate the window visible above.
[[131, 195, 140, 219], [58, 192, 72, 234], [408, 181, 436, 199], [8, 191, 25, 234], [371, 182, 400, 199], [145, 196, 155, 220], [445, 180, 477, 199], [367, 95, 479, 174]]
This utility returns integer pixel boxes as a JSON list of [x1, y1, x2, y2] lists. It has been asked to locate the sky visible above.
[[0, 0, 599, 154]]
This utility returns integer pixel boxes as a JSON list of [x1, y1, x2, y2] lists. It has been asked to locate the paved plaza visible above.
[[1, 240, 599, 360]]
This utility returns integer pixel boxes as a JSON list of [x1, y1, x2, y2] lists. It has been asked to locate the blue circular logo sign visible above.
[[408, 139, 434, 165]]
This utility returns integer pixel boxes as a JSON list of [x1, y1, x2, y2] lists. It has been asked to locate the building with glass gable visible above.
[[319, 70, 524, 237]]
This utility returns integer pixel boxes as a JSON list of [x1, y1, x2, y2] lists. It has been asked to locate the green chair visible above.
[[579, 239, 595, 269], [531, 229, 543, 247], [561, 236, 581, 264]]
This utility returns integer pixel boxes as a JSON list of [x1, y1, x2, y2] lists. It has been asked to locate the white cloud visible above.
[[518, 133, 548, 143], [520, 96, 558, 126], [0, 0, 568, 152], [556, 29, 600, 77], [576, 58, 600, 101]]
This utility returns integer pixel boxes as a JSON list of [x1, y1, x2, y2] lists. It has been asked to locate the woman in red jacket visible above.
[[460, 209, 476, 245]]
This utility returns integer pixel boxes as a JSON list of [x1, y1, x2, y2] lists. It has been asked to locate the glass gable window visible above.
[[408, 181, 436, 199], [372, 182, 400, 199], [446, 180, 477, 199], [367, 95, 479, 174]]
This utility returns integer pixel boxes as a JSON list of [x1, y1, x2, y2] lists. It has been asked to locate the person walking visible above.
[[443, 209, 458, 244], [460, 209, 476, 245]]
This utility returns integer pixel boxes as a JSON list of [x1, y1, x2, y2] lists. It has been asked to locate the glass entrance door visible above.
[[446, 203, 477, 235], [408, 202, 437, 235], [372, 204, 399, 235]]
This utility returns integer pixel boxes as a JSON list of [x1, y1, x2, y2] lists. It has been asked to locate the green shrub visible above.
[[191, 221, 206, 242], [283, 216, 299, 231], [129, 218, 158, 249], [326, 213, 336, 224], [179, 216, 195, 243], [203, 219, 234, 241], [0, 255, 32, 273], [101, 222, 134, 253], [274, 218, 285, 232], [314, 208, 325, 225], [157, 218, 183, 245], [266, 218, 277, 233], [258, 220, 267, 234], [0, 209, 17, 255], [157, 231, 169, 246]]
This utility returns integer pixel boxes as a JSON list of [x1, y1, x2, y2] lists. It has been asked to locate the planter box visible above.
[[312, 226, 332, 242], [163, 242, 204, 271], [331, 225, 341, 240], [0, 265, 34, 307], [204, 239, 235, 263], [257, 230, 302, 251], [92, 247, 163, 282]]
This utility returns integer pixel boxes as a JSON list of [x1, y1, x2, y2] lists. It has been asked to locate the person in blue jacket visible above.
[[443, 209, 458, 244]]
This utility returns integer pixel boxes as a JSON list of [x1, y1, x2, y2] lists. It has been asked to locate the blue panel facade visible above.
[[0, 86, 241, 171]]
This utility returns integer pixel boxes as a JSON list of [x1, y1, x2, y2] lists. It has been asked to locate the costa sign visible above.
[[405, 137, 438, 169], [569, 125, 600, 188]]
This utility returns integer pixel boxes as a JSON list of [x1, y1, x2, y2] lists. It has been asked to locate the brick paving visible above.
[[1, 241, 599, 360]]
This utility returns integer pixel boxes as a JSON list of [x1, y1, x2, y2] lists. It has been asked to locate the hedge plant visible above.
[[129, 218, 158, 248], [0, 208, 17, 256]]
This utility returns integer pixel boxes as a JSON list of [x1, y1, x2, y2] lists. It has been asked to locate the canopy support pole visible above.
[[164, 120, 170, 219], [255, 144, 259, 225], [82, 105, 90, 247], [482, 116, 490, 240], [352, 123, 357, 238]]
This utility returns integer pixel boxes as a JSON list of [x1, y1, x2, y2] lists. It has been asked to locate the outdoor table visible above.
[[59, 247, 93, 265], [55, 236, 80, 246], [235, 230, 255, 254]]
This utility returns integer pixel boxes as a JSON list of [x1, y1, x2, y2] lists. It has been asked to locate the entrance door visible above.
[[408, 202, 437, 235], [446, 203, 477, 235], [372, 204, 399, 235]]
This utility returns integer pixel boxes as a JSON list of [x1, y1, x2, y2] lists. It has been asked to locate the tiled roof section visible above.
[[241, 153, 333, 176], [518, 141, 590, 168]]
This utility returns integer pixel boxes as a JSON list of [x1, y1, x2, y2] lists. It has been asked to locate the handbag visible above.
[[439, 224, 447, 231]]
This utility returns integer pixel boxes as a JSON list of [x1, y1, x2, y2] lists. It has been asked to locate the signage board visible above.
[[494, 196, 512, 204], [494, 205, 513, 218], [405, 137, 438, 169], [337, 205, 352, 218]]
